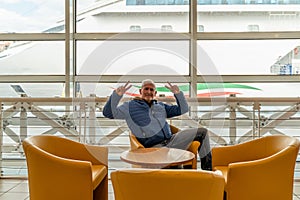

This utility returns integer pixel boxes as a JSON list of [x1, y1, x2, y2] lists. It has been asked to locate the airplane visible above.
[[111, 83, 261, 97]]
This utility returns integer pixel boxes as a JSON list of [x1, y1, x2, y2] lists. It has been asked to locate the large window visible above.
[[1, 0, 300, 178], [0, 0, 299, 97]]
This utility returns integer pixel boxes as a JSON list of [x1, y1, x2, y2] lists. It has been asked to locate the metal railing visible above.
[[0, 96, 300, 175]]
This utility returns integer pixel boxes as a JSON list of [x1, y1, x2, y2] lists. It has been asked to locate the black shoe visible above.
[[200, 152, 212, 171]]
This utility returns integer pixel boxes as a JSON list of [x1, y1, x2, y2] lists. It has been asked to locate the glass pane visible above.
[[197, 1, 300, 32], [77, 40, 189, 75], [93, 81, 300, 98], [78, 82, 300, 98], [197, 39, 300, 75], [198, 0, 299, 4], [247, 82, 300, 97], [78, 82, 190, 98], [76, 0, 189, 32], [0, 83, 64, 97], [0, 41, 65, 75], [76, 0, 300, 33], [0, 0, 64, 33], [190, 82, 300, 97]]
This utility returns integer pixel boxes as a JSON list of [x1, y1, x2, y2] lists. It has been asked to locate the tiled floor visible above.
[[1, 174, 300, 200], [0, 159, 300, 200], [1, 177, 300, 200], [0, 178, 116, 200]]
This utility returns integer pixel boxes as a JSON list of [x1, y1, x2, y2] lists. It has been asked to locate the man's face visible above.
[[140, 84, 157, 102]]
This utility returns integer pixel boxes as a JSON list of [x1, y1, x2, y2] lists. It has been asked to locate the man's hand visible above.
[[115, 81, 132, 96], [165, 82, 180, 94]]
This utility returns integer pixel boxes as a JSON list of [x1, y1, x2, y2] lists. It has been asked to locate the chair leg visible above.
[[183, 164, 193, 169], [223, 191, 227, 200], [93, 175, 108, 200]]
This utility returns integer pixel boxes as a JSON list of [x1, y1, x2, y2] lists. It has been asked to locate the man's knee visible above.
[[193, 128, 207, 142]]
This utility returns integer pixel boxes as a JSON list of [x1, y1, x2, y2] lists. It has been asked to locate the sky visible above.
[[0, 0, 93, 32]]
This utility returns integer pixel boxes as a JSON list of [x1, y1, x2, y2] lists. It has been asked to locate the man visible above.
[[103, 79, 212, 170]]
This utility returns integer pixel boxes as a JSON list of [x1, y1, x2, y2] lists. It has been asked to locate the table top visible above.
[[120, 148, 195, 168]]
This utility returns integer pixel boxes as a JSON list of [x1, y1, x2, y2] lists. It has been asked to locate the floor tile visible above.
[[0, 192, 29, 200]]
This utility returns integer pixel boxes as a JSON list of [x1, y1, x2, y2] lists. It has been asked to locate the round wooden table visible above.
[[120, 148, 195, 168]]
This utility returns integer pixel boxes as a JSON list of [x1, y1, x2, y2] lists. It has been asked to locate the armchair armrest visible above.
[[85, 145, 108, 166], [170, 125, 180, 134]]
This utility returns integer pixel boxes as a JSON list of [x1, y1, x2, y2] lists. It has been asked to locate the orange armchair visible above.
[[212, 135, 300, 200], [22, 135, 108, 200], [111, 168, 225, 200], [129, 124, 200, 169]]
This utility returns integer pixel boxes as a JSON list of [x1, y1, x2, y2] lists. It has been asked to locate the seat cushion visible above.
[[91, 165, 107, 190]]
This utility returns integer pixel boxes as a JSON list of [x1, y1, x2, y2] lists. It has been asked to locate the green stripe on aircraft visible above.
[[134, 83, 261, 92]]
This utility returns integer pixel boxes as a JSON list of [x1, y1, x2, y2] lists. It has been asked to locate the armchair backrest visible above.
[[129, 124, 179, 150], [111, 169, 225, 200], [24, 135, 107, 165], [213, 135, 299, 166]]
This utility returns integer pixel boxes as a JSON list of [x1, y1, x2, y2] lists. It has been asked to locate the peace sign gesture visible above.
[[115, 81, 132, 96], [165, 82, 180, 94]]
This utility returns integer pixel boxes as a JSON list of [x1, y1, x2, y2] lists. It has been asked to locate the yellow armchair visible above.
[[22, 135, 108, 200], [111, 168, 225, 200], [129, 124, 200, 169], [212, 135, 300, 200]]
